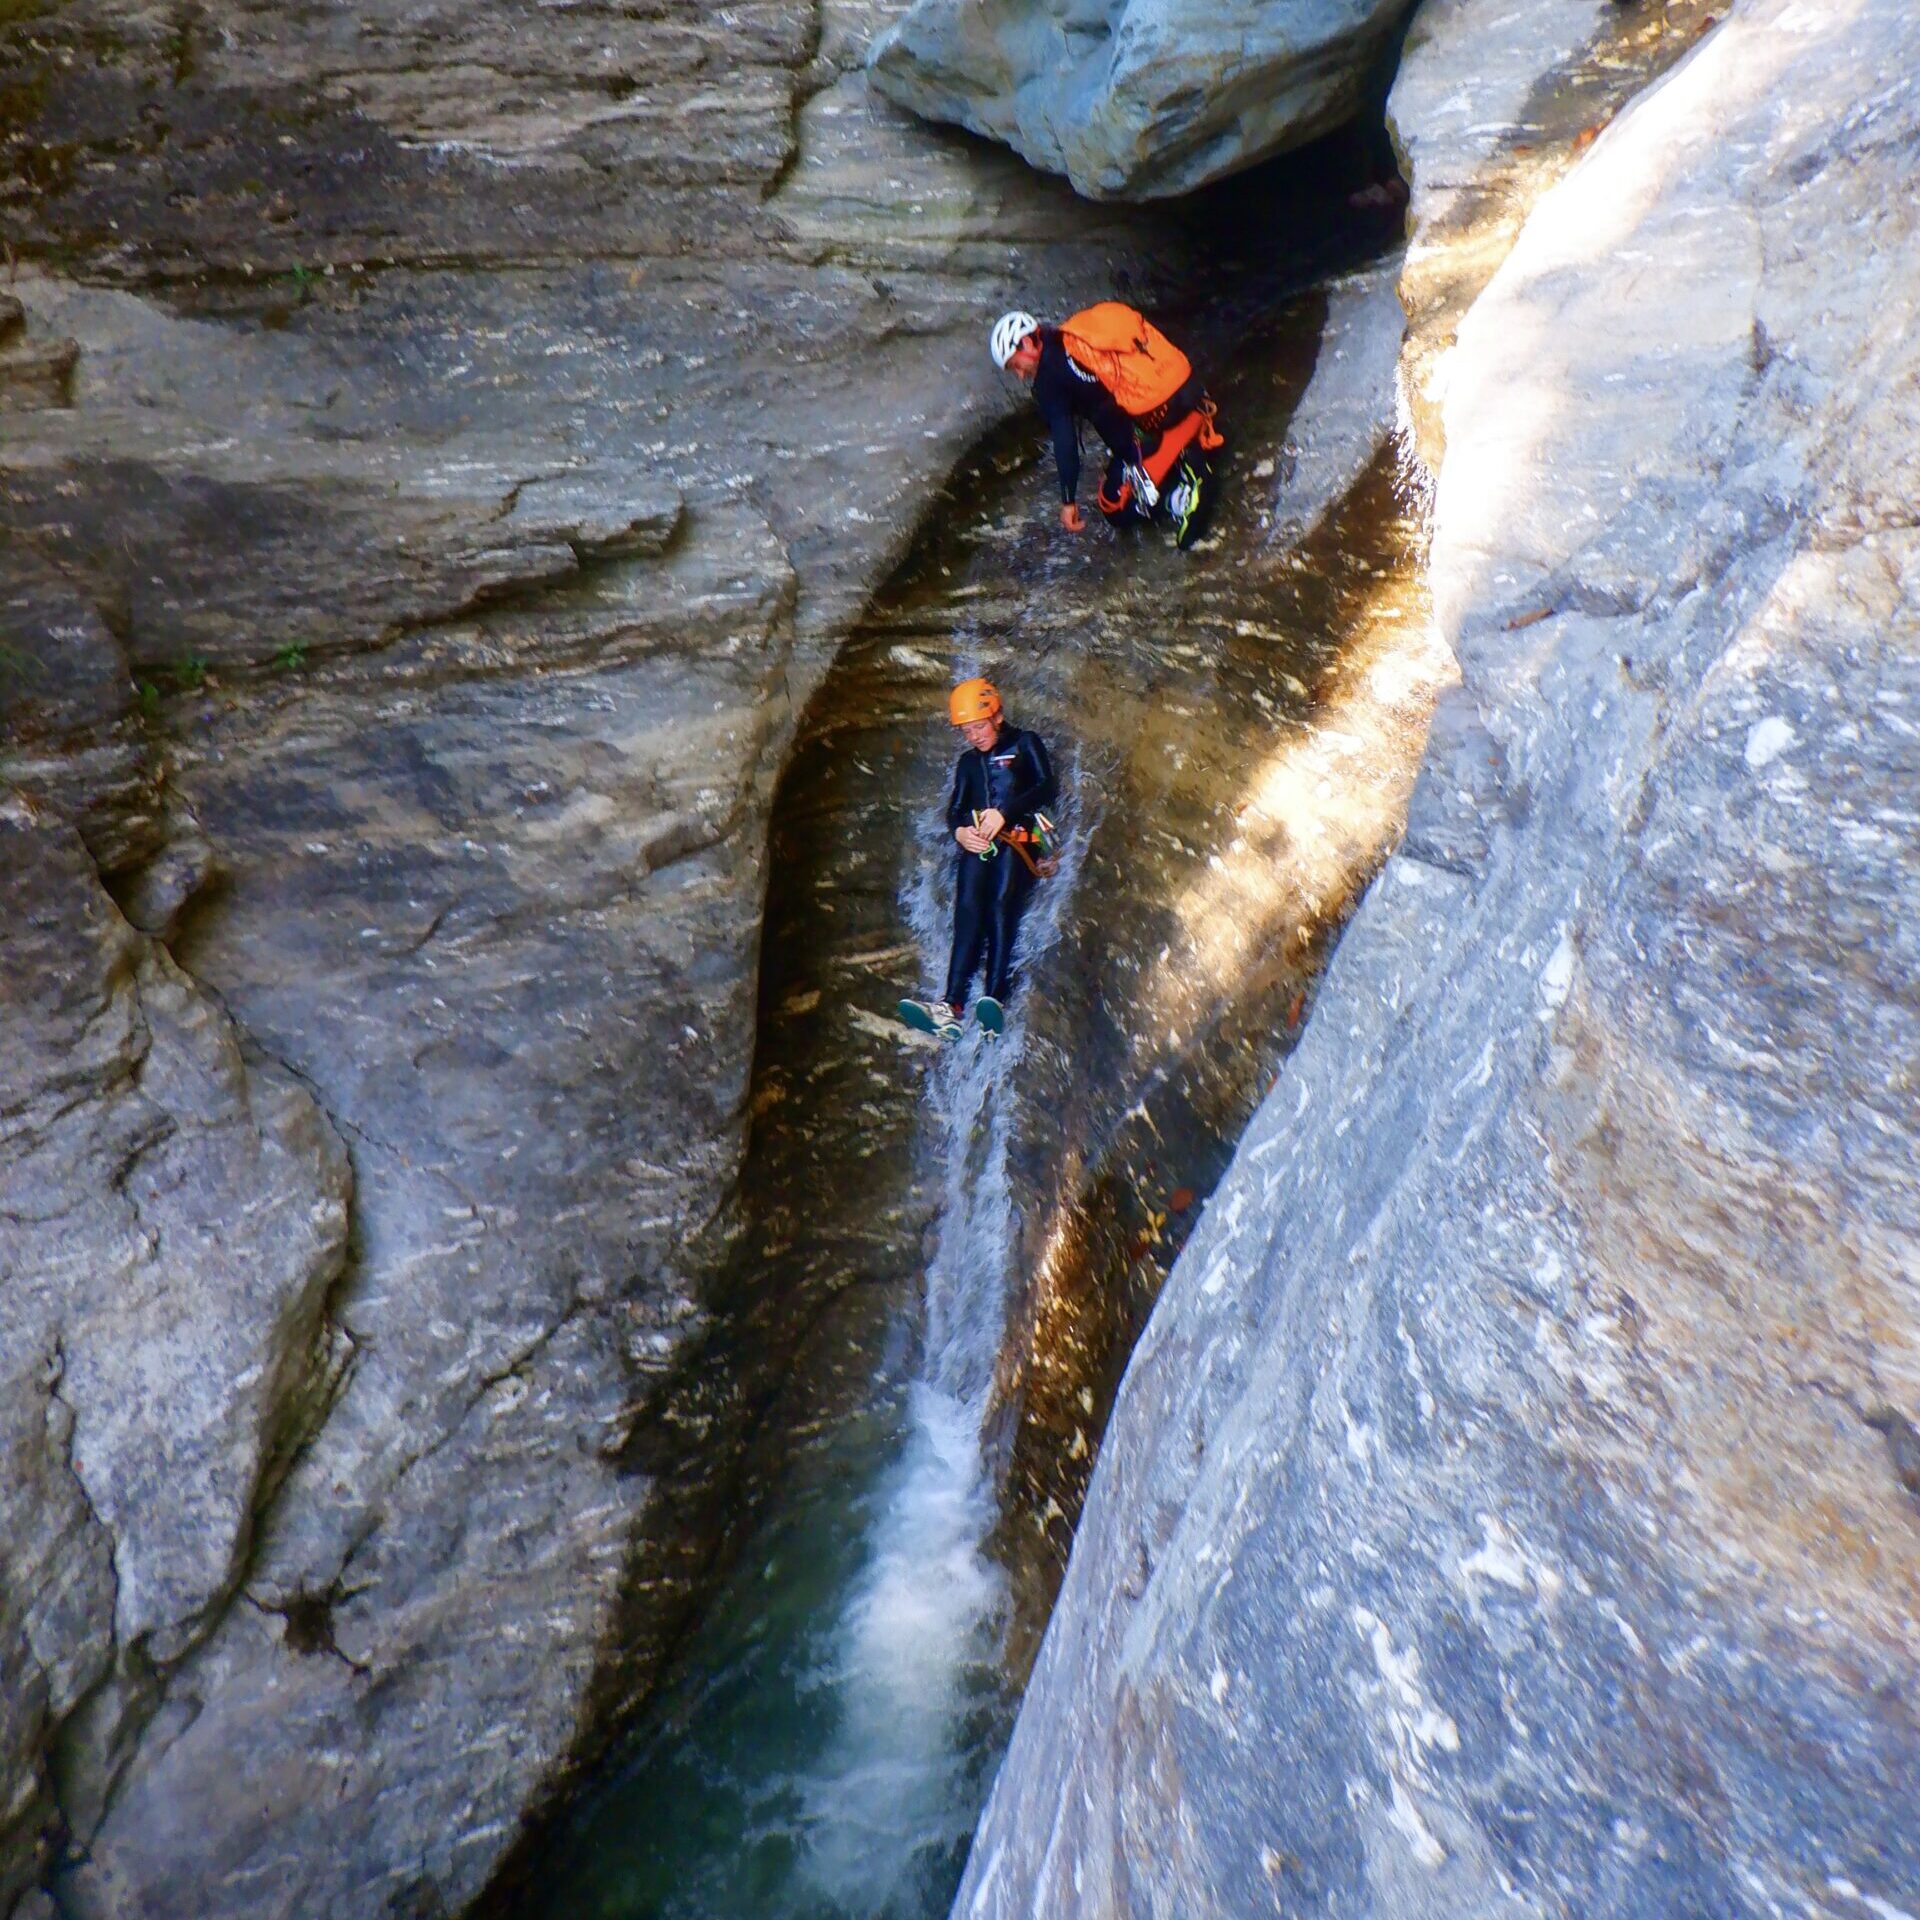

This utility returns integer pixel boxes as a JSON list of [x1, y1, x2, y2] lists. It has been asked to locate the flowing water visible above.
[[525, 772, 1092, 1920], [505, 144, 1446, 1920]]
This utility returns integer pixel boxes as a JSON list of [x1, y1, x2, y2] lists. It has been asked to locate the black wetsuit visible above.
[[1032, 329, 1140, 507], [942, 725, 1057, 1007]]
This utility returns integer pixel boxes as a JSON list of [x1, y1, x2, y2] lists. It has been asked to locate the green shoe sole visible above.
[[897, 1000, 963, 1042]]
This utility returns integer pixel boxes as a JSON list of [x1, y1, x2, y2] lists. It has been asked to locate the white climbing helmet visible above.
[[989, 310, 1039, 370]]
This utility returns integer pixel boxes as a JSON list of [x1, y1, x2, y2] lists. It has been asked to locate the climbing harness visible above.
[[977, 811, 1058, 879]]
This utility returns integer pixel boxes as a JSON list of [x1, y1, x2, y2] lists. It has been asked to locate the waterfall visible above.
[[797, 743, 1086, 1911]]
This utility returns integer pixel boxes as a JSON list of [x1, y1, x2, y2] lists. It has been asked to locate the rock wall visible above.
[[957, 2, 1920, 1916], [0, 3, 1195, 1914]]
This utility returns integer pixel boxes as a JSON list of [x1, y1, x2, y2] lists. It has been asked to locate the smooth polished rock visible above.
[[1387, 0, 1721, 467], [959, 2, 1920, 1916], [871, 0, 1407, 200], [1263, 256, 1409, 549]]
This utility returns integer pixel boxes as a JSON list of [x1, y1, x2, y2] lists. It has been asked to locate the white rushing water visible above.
[[799, 720, 1087, 1912]]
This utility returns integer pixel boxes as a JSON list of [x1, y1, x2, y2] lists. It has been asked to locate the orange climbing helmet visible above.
[[948, 677, 1002, 726]]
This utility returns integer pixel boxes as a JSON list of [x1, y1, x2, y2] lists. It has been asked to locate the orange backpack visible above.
[[1060, 302, 1192, 417]]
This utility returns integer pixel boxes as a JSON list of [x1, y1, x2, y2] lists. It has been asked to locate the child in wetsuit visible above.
[[898, 677, 1057, 1041]]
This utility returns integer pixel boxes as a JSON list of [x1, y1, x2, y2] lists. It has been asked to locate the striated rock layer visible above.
[[958, 2, 1920, 1916], [0, 2, 1199, 1914], [871, 0, 1407, 200]]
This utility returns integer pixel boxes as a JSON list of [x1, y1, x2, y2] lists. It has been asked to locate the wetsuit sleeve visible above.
[[1036, 335, 1143, 504], [1000, 731, 1057, 823], [945, 753, 973, 832], [1037, 383, 1082, 505]]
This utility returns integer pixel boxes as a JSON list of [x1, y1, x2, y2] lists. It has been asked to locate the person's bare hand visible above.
[[956, 825, 991, 855], [1060, 502, 1086, 533], [976, 808, 1006, 841]]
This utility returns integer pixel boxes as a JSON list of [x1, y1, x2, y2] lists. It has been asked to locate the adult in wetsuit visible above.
[[1026, 327, 1143, 532], [900, 677, 1057, 1039], [988, 308, 1221, 543]]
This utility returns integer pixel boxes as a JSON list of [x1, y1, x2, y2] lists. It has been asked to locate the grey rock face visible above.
[[0, 800, 351, 1911], [959, 2, 1920, 1916], [1389, 0, 1614, 465], [1261, 257, 1410, 550], [0, 2, 1219, 1914], [1389, 0, 1722, 468], [871, 0, 1406, 200]]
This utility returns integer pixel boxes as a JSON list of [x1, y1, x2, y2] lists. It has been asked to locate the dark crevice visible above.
[[1864, 1406, 1920, 1508], [244, 1587, 371, 1678], [41, 1342, 124, 1868]]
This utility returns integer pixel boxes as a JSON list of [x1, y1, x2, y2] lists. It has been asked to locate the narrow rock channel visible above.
[[6, 2, 1914, 1916], [489, 155, 1448, 1920]]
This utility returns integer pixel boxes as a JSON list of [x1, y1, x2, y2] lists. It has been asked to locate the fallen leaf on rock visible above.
[[1169, 1187, 1194, 1212], [1505, 606, 1555, 630]]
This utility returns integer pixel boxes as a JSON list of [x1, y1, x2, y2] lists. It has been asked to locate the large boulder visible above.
[[957, 1, 1920, 1916], [870, 0, 1407, 200]]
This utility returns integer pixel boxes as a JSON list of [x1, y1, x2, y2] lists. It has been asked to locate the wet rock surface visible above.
[[872, 0, 1407, 201], [1390, 0, 1722, 466], [0, 1, 1220, 1913], [961, 3, 1920, 1917], [484, 174, 1444, 1920]]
